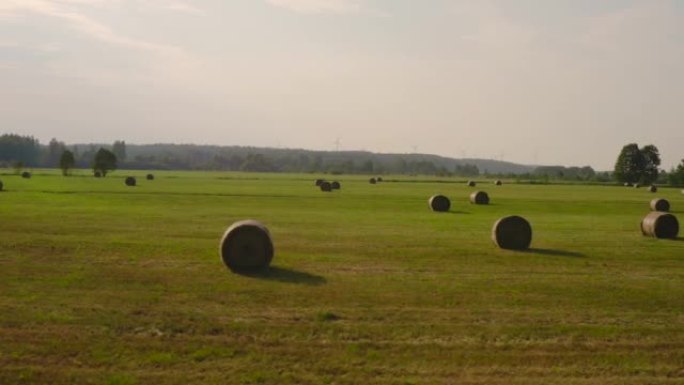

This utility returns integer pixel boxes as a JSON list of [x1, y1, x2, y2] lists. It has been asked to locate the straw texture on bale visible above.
[[650, 198, 670, 212], [470, 191, 490, 205], [369, 178, 377, 184], [0, 180, 3, 191], [320, 181, 332, 192], [220, 220, 274, 273], [146, 174, 154, 180], [429, 195, 451, 212], [492, 216, 532, 250], [641, 212, 679, 239], [125, 177, 136, 187], [495, 180, 502, 186], [649, 185, 657, 193], [94, 171, 102, 178], [331, 181, 341, 190], [467, 181, 476, 187], [315, 179, 324, 186], [21, 171, 31, 179]]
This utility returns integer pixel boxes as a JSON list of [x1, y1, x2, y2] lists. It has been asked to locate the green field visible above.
[[1, 170, 683, 384]]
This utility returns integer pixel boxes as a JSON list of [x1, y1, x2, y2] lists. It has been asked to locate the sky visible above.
[[1, 0, 683, 170]]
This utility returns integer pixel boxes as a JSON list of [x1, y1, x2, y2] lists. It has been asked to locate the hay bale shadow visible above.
[[525, 248, 586, 258], [239, 266, 326, 286]]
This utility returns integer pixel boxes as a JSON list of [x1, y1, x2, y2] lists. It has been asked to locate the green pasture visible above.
[[0, 170, 683, 384]]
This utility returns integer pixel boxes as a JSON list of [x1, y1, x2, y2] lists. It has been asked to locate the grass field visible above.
[[1, 170, 683, 384]]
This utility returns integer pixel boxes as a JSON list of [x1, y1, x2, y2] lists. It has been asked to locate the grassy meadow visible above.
[[1, 169, 683, 384]]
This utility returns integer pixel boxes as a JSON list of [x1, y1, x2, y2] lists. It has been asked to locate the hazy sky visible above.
[[1, 0, 683, 170]]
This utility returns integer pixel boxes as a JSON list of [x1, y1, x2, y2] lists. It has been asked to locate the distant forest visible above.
[[0, 133, 643, 183]]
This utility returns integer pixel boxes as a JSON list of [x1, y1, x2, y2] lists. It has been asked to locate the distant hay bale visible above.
[[331, 181, 341, 190], [315, 179, 325, 186], [641, 212, 679, 239], [495, 180, 502, 186], [470, 191, 490, 205], [624, 182, 632, 187], [634, 183, 640, 188], [429, 195, 451, 212], [320, 181, 332, 192], [21, 171, 31, 179], [94, 171, 102, 178], [219, 220, 274, 273], [146, 174, 154, 181], [648, 185, 657, 193], [650, 198, 670, 212], [125, 177, 136, 187], [467, 181, 476, 187], [377, 177, 383, 182], [492, 216, 532, 250], [369, 178, 377, 184]]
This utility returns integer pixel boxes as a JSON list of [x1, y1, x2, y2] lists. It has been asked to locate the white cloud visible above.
[[266, 0, 362, 14]]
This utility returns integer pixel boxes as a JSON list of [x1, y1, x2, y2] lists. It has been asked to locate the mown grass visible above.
[[0, 169, 683, 384]]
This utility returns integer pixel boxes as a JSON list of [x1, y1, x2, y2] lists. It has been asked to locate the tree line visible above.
[[1, 134, 683, 185]]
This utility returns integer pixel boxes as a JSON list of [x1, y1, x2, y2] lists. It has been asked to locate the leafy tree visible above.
[[92, 148, 117, 177], [59, 150, 75, 176], [668, 159, 684, 186], [613, 143, 661, 184], [112, 140, 127, 162]]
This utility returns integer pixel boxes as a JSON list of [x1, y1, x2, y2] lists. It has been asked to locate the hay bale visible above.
[[21, 171, 31, 179], [146, 174, 154, 181], [219, 220, 274, 273], [492, 216, 532, 250], [315, 179, 324, 186], [641, 212, 679, 239], [125, 177, 136, 187], [648, 185, 657, 193], [331, 181, 341, 190], [377, 177, 383, 182], [470, 191, 490, 205], [650, 198, 670, 212], [429, 195, 451, 212], [369, 178, 377, 184], [467, 181, 476, 187], [320, 181, 332, 192], [495, 180, 502, 186], [94, 171, 102, 178], [624, 182, 632, 187], [0, 180, 3, 191], [634, 183, 640, 188]]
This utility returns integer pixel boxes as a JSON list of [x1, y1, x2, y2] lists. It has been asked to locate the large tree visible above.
[[613, 143, 660, 185], [59, 150, 75, 176], [93, 148, 117, 177]]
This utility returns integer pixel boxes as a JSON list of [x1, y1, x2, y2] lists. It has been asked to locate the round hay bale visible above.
[[377, 177, 383, 182], [320, 181, 332, 192], [492, 216, 532, 250], [634, 183, 640, 188], [369, 178, 377, 184], [467, 181, 476, 187], [94, 171, 102, 178], [21, 171, 31, 179], [0, 180, 3, 192], [331, 181, 341, 190], [470, 191, 490, 205], [219, 220, 274, 273], [624, 182, 632, 187], [315, 179, 324, 186], [648, 185, 657, 193], [125, 176, 136, 187], [650, 198, 670, 212], [641, 212, 679, 239], [146, 174, 154, 181], [495, 180, 502, 186], [429, 195, 451, 212]]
